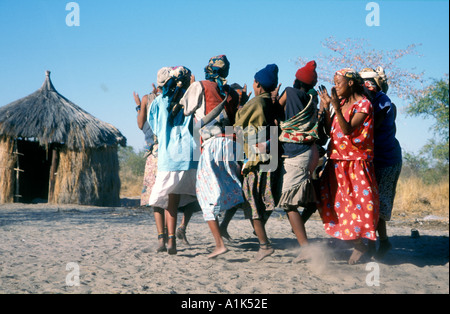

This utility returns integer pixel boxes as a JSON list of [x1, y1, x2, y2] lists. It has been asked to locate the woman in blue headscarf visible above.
[[234, 64, 281, 261]]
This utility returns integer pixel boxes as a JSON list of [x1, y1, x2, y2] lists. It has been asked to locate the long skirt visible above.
[[140, 153, 158, 206], [318, 159, 379, 241], [374, 161, 402, 221], [196, 137, 244, 222], [242, 166, 279, 221]]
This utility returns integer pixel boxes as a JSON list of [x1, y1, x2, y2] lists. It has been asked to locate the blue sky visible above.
[[0, 0, 448, 153]]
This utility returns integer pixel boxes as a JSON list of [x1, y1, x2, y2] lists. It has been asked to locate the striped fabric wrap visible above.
[[279, 94, 319, 144]]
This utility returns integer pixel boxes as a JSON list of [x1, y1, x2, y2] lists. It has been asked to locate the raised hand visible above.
[[271, 83, 282, 102], [151, 83, 161, 96], [133, 91, 141, 106], [243, 83, 252, 99], [318, 85, 331, 112], [330, 87, 341, 111], [241, 84, 252, 105]]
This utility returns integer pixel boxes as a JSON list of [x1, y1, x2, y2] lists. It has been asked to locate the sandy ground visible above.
[[0, 199, 448, 294]]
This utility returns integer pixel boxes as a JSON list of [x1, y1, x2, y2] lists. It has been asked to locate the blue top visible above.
[[147, 94, 198, 171], [372, 91, 402, 167], [281, 87, 315, 158]]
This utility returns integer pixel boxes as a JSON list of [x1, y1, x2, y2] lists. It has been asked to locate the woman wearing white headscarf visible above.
[[146, 66, 198, 255], [360, 67, 402, 260]]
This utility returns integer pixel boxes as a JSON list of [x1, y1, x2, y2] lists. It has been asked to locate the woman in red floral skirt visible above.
[[317, 68, 379, 265]]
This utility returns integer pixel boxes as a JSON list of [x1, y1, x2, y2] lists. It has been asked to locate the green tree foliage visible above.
[[402, 150, 448, 185], [118, 146, 146, 176], [406, 75, 449, 163]]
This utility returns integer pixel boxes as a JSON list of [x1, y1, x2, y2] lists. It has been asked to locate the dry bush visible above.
[[120, 169, 143, 197], [118, 146, 145, 198]]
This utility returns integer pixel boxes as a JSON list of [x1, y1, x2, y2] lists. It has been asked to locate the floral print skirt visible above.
[[140, 153, 158, 206], [242, 166, 279, 221]]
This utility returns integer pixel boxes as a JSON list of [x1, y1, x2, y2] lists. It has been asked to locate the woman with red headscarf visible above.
[[276, 61, 320, 262], [318, 68, 380, 265]]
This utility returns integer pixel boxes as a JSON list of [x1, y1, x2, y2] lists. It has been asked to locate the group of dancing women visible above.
[[133, 54, 402, 265]]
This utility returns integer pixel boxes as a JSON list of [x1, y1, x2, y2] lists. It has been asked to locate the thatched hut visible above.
[[0, 71, 126, 206]]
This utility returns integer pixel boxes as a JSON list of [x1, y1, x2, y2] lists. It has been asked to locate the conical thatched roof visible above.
[[0, 71, 126, 150]]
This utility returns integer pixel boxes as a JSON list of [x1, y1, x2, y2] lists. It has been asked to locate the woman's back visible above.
[[281, 87, 315, 158]]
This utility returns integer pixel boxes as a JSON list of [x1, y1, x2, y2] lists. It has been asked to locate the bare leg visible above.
[[286, 209, 308, 246], [375, 218, 392, 259], [166, 194, 180, 255], [219, 207, 238, 241], [252, 219, 274, 261], [301, 204, 317, 223], [286, 208, 311, 263], [180, 202, 195, 229], [153, 207, 166, 253], [207, 219, 229, 259], [177, 211, 192, 246]]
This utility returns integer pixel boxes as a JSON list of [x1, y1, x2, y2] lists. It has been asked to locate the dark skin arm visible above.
[[317, 86, 333, 136], [133, 83, 159, 130], [318, 86, 367, 135], [278, 90, 287, 109], [134, 93, 148, 130]]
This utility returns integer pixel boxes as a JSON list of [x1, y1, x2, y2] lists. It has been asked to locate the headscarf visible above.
[[359, 67, 389, 94], [171, 66, 192, 89], [254, 64, 279, 92], [295, 60, 318, 86], [204, 55, 230, 96], [156, 67, 173, 89], [157, 66, 192, 97], [157, 66, 192, 118], [335, 68, 364, 85]]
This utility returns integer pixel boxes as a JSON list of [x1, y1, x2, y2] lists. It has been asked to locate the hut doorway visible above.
[[15, 140, 55, 203]]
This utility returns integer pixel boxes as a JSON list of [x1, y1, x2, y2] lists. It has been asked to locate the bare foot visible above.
[[348, 241, 368, 265], [176, 226, 190, 246], [156, 234, 167, 253], [255, 244, 274, 261], [292, 247, 312, 264], [156, 243, 167, 253], [167, 235, 177, 255], [208, 246, 229, 259], [375, 239, 392, 260]]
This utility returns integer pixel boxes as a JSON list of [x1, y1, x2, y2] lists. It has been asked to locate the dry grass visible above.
[[394, 175, 449, 219], [119, 169, 143, 198]]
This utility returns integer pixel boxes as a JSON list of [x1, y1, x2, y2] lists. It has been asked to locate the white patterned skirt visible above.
[[196, 137, 244, 222]]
